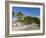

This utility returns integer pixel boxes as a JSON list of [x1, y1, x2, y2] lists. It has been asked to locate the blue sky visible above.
[[12, 7, 40, 17]]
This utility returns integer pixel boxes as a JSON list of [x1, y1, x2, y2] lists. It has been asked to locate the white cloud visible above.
[[36, 16, 40, 19], [32, 16, 40, 19]]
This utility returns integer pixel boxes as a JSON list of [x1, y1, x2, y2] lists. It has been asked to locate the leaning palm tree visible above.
[[16, 12, 24, 25]]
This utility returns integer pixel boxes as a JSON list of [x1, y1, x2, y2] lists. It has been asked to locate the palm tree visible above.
[[16, 12, 24, 25]]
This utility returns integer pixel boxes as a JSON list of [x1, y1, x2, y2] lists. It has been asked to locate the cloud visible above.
[[36, 16, 40, 19], [12, 17, 17, 22], [35, 16, 40, 19], [32, 16, 40, 19]]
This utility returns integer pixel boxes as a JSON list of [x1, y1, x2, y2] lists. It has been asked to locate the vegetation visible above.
[[32, 17, 40, 24], [12, 12, 15, 17], [16, 12, 24, 22], [24, 16, 33, 25], [12, 12, 40, 25]]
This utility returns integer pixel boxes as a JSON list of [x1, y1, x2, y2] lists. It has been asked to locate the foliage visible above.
[[12, 12, 15, 17], [24, 16, 33, 25], [12, 11, 40, 25], [16, 12, 24, 23], [32, 17, 40, 24]]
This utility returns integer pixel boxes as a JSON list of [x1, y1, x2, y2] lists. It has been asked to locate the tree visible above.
[[32, 17, 40, 24], [12, 12, 15, 17], [24, 16, 33, 25], [16, 12, 24, 23]]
